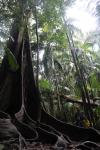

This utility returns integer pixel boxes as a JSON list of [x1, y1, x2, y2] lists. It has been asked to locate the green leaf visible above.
[[81, 42, 93, 51], [5, 48, 19, 71], [90, 73, 100, 89], [54, 59, 63, 71], [39, 79, 52, 90]]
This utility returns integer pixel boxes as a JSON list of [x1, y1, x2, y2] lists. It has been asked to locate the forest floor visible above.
[[1, 140, 100, 150], [0, 141, 84, 150]]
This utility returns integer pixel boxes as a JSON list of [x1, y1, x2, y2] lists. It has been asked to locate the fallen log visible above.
[[60, 94, 99, 108]]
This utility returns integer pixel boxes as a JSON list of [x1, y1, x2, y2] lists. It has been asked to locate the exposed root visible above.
[[41, 109, 100, 142]]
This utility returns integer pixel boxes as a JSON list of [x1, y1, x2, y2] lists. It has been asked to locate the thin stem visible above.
[[35, 1, 39, 88]]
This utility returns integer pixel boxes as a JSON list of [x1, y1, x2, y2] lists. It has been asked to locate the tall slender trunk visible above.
[[65, 27, 94, 125], [35, 0, 39, 88]]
